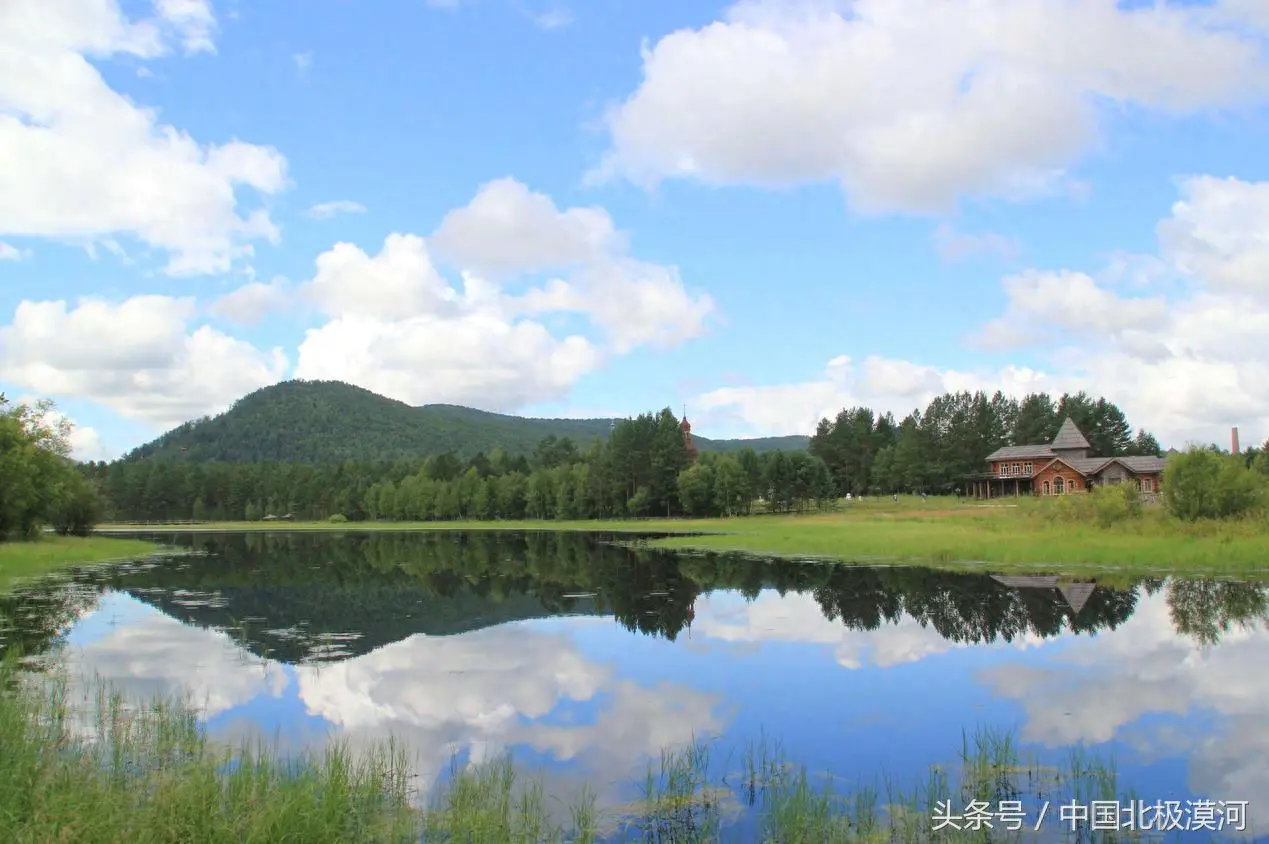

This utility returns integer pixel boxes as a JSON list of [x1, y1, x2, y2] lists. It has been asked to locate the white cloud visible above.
[[694, 176, 1269, 449], [292, 51, 313, 73], [933, 224, 1021, 263], [0, 0, 288, 275], [0, 295, 288, 428], [431, 178, 714, 352], [208, 277, 292, 325], [293, 233, 602, 409], [431, 178, 623, 277], [593, 0, 1269, 212], [154, 0, 217, 55], [1158, 175, 1269, 299], [290, 181, 712, 409], [305, 200, 364, 220], [0, 241, 32, 261]]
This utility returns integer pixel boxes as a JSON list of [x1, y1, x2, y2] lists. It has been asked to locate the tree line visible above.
[[808, 389, 1165, 496], [84, 408, 837, 523]]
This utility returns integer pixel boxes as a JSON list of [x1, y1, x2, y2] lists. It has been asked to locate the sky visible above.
[[3, 0, 1269, 461]]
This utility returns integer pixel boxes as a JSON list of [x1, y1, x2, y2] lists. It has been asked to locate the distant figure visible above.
[[846, 492, 853, 502], [921, 492, 927, 501], [893, 493, 898, 503]]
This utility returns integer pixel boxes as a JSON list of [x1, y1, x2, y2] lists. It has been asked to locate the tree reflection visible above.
[[3, 531, 1266, 664], [1167, 578, 1269, 646]]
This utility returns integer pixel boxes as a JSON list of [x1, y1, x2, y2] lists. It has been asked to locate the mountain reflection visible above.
[[2, 530, 1267, 664]]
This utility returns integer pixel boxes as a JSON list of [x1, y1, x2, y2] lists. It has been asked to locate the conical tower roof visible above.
[[1051, 417, 1091, 450]]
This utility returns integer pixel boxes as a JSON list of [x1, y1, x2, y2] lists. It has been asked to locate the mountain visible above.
[[121, 380, 810, 463]]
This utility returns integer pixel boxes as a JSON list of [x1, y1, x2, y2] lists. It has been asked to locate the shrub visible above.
[[1051, 482, 1142, 527], [1163, 448, 1266, 521], [328, 513, 348, 523]]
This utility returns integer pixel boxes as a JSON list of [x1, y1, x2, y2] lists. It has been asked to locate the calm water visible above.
[[3, 530, 1268, 841]]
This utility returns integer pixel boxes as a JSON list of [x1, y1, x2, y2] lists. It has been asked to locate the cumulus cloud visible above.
[[287, 181, 712, 408], [1158, 175, 1269, 299], [292, 233, 602, 409], [593, 0, 1269, 212], [694, 176, 1269, 449], [431, 178, 623, 277], [431, 178, 714, 351], [0, 0, 288, 275], [0, 295, 288, 428], [305, 200, 365, 220], [208, 277, 293, 325]]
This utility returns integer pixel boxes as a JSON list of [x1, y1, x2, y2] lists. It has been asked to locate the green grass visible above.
[[1, 656, 1170, 843], [0, 659, 419, 843], [98, 494, 1269, 577], [0, 535, 162, 592]]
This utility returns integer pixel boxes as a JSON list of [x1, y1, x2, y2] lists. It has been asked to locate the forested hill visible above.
[[124, 380, 809, 463]]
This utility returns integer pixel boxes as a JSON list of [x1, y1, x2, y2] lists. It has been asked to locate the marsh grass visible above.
[[0, 535, 160, 591], [0, 657, 421, 843], [420, 725, 1156, 843], [1, 654, 1187, 844]]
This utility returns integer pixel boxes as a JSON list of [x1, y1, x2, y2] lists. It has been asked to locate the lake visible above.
[[2, 530, 1267, 841]]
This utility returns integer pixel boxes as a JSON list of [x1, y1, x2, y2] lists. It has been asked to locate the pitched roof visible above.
[[984, 444, 1054, 461], [1105, 455, 1169, 473], [1051, 417, 1091, 450]]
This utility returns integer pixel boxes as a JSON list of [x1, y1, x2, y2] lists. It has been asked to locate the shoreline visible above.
[[0, 536, 165, 591], [93, 504, 1269, 578]]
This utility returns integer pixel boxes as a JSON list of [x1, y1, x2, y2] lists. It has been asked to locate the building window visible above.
[[1012, 463, 1021, 475], [1055, 477, 1065, 494], [1043, 481, 1051, 495], [1025, 462, 1032, 474]]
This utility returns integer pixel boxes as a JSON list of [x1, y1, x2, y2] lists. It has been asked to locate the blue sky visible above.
[[2, 0, 1269, 460]]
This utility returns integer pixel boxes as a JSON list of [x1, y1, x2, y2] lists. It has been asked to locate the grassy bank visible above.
[[2, 660, 1167, 843], [97, 495, 1269, 576], [0, 536, 161, 592]]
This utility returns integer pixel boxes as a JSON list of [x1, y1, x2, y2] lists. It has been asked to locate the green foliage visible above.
[[810, 389, 1163, 498], [122, 379, 809, 463], [0, 396, 103, 540], [1162, 448, 1266, 521], [1051, 483, 1143, 527], [46, 472, 105, 536], [89, 409, 833, 523], [329, 513, 349, 523]]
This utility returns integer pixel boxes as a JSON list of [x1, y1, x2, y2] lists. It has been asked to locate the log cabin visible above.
[[966, 418, 1169, 500]]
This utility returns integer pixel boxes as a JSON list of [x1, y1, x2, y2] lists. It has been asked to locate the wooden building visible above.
[[966, 418, 1169, 500]]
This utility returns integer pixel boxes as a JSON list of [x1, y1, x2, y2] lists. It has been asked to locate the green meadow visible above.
[[98, 492, 1269, 578], [0, 536, 161, 592]]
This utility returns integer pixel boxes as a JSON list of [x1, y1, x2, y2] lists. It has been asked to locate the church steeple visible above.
[[680, 407, 698, 463]]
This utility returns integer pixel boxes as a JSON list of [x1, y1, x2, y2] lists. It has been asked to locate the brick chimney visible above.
[[1232, 427, 1240, 454]]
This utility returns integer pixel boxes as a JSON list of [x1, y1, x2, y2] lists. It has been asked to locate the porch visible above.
[[965, 472, 1034, 500]]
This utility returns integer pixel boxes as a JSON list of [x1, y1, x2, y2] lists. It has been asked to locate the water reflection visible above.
[[2, 531, 1267, 840]]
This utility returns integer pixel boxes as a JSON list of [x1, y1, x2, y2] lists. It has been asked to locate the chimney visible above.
[[1232, 427, 1240, 455]]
